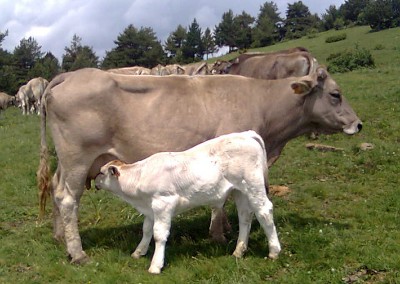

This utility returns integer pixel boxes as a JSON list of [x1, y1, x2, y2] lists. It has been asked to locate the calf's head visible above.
[[291, 66, 362, 135], [95, 160, 125, 191]]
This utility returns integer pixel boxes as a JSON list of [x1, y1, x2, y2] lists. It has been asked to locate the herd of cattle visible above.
[[0, 77, 49, 115], [4, 47, 363, 274]]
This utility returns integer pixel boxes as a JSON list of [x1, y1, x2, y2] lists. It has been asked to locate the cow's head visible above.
[[291, 66, 362, 135], [9, 95, 16, 106], [211, 60, 232, 74]]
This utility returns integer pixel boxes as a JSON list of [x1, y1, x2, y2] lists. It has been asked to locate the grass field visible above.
[[1, 26, 399, 283]]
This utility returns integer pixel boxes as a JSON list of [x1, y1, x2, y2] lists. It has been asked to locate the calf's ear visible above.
[[108, 166, 120, 178], [291, 79, 313, 95]]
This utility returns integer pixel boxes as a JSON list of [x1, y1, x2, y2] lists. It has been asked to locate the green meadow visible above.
[[1, 26, 399, 283]]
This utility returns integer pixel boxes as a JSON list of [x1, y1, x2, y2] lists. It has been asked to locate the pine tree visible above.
[[62, 34, 99, 72], [253, 2, 282, 47], [214, 9, 237, 52], [164, 25, 187, 62], [233, 11, 255, 50], [202, 28, 218, 60], [102, 25, 165, 69], [182, 18, 204, 63]]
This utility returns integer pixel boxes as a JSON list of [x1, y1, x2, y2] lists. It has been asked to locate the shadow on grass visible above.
[[79, 206, 351, 263], [80, 208, 238, 260], [276, 212, 351, 231]]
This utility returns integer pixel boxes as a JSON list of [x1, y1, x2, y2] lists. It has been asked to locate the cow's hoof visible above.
[[53, 234, 65, 244], [210, 234, 227, 244], [70, 252, 90, 265], [131, 251, 142, 259]]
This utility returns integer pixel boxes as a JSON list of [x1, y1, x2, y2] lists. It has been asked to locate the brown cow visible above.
[[0, 92, 15, 111], [210, 47, 316, 79], [107, 66, 152, 75], [38, 67, 362, 263], [15, 77, 49, 115], [182, 62, 210, 75]]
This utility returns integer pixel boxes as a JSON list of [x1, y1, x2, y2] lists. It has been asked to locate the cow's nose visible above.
[[357, 123, 363, 132]]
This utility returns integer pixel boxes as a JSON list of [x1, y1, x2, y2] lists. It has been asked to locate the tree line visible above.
[[1, 0, 399, 95]]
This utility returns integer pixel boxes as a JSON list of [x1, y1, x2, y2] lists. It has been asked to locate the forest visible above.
[[1, 0, 399, 95]]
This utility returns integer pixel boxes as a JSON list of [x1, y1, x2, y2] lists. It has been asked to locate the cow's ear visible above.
[[317, 67, 328, 81], [291, 80, 313, 95], [108, 166, 120, 178]]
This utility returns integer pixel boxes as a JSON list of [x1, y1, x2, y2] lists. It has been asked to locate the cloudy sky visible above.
[[0, 0, 345, 61]]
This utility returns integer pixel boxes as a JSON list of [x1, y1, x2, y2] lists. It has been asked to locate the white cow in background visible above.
[[15, 77, 49, 115], [94, 131, 281, 274]]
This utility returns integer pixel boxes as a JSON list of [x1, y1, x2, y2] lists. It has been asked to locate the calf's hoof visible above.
[[267, 251, 280, 260], [232, 242, 247, 258], [148, 266, 161, 274]]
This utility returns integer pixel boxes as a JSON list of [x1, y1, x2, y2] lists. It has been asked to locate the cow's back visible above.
[[45, 69, 278, 178]]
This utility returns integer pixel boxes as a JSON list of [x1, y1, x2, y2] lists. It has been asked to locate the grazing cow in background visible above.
[[182, 62, 210, 75], [210, 47, 317, 79], [95, 131, 281, 274], [0, 92, 15, 112], [37, 66, 362, 264], [164, 64, 186, 75], [150, 64, 185, 75], [15, 77, 49, 115], [15, 85, 32, 115], [107, 66, 152, 75]]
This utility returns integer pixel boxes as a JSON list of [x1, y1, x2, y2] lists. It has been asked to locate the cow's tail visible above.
[[247, 130, 269, 194], [37, 74, 65, 217]]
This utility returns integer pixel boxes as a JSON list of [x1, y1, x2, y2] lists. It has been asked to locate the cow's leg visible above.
[[209, 207, 227, 243], [247, 189, 281, 259], [232, 190, 253, 258], [51, 167, 64, 242], [131, 215, 154, 259], [21, 101, 27, 115], [54, 167, 88, 264]]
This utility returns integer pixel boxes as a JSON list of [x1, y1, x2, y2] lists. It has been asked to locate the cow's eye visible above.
[[330, 92, 341, 100]]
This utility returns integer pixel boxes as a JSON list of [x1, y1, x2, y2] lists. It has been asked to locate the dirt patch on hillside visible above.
[[269, 185, 291, 197]]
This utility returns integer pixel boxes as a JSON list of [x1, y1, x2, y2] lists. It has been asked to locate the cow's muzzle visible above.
[[343, 120, 363, 135]]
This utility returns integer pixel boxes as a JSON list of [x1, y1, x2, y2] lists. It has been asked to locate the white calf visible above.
[[94, 131, 281, 274]]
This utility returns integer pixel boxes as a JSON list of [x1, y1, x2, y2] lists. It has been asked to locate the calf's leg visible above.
[[148, 216, 171, 274], [132, 216, 154, 259], [247, 191, 281, 259], [148, 197, 176, 274], [232, 190, 253, 258]]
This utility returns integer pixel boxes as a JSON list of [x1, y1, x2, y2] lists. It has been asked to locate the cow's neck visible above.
[[260, 92, 312, 166]]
